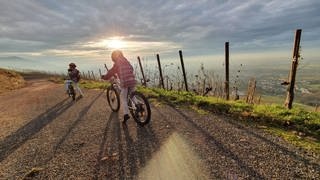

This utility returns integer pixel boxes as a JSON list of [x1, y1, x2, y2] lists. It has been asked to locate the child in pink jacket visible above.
[[102, 50, 136, 122]]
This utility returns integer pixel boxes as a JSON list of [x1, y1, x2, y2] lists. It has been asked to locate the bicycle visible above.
[[105, 78, 151, 126], [65, 79, 76, 100]]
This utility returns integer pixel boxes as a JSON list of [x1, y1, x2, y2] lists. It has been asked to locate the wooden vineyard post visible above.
[[179, 50, 188, 91], [285, 29, 302, 109], [104, 64, 109, 71], [156, 54, 165, 89], [246, 78, 256, 104], [137, 56, 147, 86], [88, 71, 91, 80], [99, 69, 102, 77], [225, 42, 230, 100], [91, 71, 95, 80], [98, 69, 102, 81]]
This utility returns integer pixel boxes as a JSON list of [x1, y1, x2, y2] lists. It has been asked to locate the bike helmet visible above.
[[69, 62, 76, 67]]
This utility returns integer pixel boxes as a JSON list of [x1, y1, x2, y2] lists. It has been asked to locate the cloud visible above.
[[0, 0, 319, 59]]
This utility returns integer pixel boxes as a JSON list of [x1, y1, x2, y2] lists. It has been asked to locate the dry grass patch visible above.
[[0, 68, 26, 94]]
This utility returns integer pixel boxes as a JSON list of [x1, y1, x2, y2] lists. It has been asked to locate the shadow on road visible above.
[[120, 122, 160, 179], [53, 92, 102, 152], [93, 111, 160, 180], [93, 111, 117, 179], [32, 92, 103, 168], [0, 98, 72, 162]]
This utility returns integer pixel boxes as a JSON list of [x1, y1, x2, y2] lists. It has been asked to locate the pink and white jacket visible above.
[[102, 57, 136, 88]]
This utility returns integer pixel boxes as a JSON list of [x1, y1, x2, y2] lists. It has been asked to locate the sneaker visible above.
[[123, 114, 130, 123]]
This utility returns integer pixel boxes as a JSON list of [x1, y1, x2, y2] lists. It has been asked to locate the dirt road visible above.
[[0, 79, 319, 179]]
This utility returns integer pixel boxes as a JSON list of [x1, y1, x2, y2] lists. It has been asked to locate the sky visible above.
[[0, 0, 319, 73]]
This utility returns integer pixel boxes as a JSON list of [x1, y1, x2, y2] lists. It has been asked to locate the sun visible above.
[[106, 38, 125, 49]]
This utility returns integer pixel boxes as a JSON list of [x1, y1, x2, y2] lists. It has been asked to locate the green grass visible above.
[[79, 80, 108, 89], [48, 76, 109, 89]]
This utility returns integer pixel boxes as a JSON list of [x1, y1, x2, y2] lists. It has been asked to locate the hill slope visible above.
[[0, 68, 25, 94]]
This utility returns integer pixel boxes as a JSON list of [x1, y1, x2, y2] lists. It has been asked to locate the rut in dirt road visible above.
[[0, 79, 319, 179]]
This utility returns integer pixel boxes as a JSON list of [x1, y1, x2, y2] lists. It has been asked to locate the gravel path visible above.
[[0, 79, 319, 179]]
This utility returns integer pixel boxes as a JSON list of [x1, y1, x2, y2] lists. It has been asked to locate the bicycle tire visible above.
[[129, 91, 151, 126], [106, 86, 120, 112], [69, 85, 76, 101]]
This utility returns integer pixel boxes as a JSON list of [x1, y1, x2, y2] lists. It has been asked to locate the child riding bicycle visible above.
[[101, 50, 136, 123], [65, 62, 84, 98]]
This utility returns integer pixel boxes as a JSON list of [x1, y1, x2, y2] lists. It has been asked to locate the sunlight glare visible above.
[[106, 38, 125, 49]]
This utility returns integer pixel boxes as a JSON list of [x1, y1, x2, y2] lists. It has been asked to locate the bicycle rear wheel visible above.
[[128, 91, 151, 126], [68, 85, 76, 101], [106, 86, 120, 112]]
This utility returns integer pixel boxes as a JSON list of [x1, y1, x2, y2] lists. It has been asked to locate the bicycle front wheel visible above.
[[129, 91, 151, 126], [106, 86, 120, 112]]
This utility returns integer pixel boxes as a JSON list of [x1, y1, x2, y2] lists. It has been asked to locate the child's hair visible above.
[[111, 50, 124, 60]]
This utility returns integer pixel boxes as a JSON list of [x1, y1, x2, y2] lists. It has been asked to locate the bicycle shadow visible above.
[[0, 98, 72, 162], [120, 121, 160, 179], [93, 111, 118, 180], [93, 111, 160, 179]]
